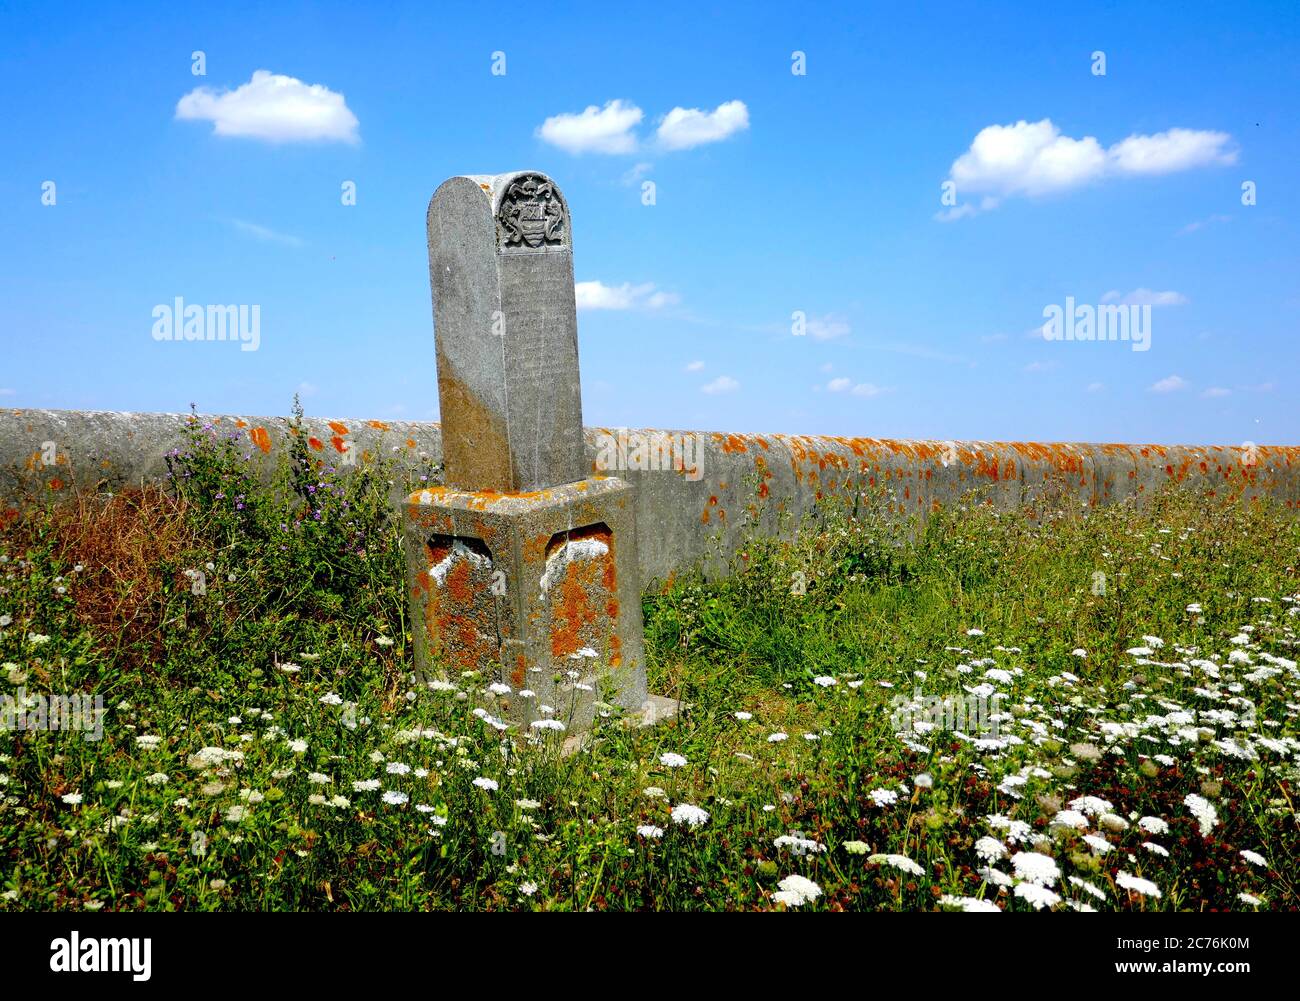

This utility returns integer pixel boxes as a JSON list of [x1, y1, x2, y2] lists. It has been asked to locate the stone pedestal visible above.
[[403, 475, 647, 728]]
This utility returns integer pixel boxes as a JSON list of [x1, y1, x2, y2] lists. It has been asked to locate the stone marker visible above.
[[404, 171, 649, 729], [427, 172, 584, 493]]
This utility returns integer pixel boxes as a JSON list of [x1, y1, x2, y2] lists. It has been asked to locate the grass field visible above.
[[1, 409, 1297, 911]]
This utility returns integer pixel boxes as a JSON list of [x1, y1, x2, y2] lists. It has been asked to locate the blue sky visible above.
[[1, 0, 1296, 445]]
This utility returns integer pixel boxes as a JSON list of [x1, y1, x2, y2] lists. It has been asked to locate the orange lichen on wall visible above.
[[249, 427, 272, 454], [711, 433, 749, 455]]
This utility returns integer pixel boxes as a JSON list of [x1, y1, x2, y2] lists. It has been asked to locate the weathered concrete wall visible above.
[[3, 408, 1298, 586]]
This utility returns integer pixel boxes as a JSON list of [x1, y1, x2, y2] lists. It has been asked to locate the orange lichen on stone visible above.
[[551, 561, 598, 659], [426, 538, 452, 567], [249, 427, 272, 454], [524, 533, 549, 565], [408, 486, 450, 504], [331, 435, 347, 453], [368, 420, 391, 431], [445, 558, 474, 605], [327, 421, 349, 436], [308, 437, 324, 451]]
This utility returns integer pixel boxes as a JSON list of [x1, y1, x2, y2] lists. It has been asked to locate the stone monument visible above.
[[403, 171, 649, 729]]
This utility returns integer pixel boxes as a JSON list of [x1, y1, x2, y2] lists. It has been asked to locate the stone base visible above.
[[402, 475, 647, 730]]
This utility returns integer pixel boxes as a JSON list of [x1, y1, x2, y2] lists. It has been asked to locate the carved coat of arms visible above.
[[498, 174, 565, 250]]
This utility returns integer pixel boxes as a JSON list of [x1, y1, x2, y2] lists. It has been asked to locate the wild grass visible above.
[[1, 409, 1297, 910]]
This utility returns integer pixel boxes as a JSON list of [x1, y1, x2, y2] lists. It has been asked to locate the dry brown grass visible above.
[[13, 486, 203, 662]]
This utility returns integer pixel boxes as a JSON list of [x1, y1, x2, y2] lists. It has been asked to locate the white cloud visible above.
[[644, 290, 681, 309], [1107, 129, 1236, 175], [1100, 288, 1189, 306], [827, 377, 886, 397], [539, 99, 748, 156], [684, 360, 705, 372], [941, 119, 1235, 216], [1201, 386, 1231, 398], [1178, 214, 1232, 236], [1151, 375, 1190, 393], [176, 70, 359, 144], [537, 100, 642, 154], [574, 280, 679, 311], [1086, 382, 1105, 393], [296, 381, 319, 398], [230, 219, 304, 247], [934, 202, 982, 223], [950, 119, 1106, 198], [805, 315, 850, 341], [0, 388, 14, 396], [701, 375, 739, 395], [935, 196, 1002, 223], [621, 162, 654, 185], [1024, 360, 1060, 374], [655, 100, 749, 150]]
